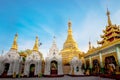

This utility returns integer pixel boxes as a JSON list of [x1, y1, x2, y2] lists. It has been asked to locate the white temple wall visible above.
[[44, 59, 51, 75], [69, 57, 84, 75], [24, 60, 42, 76], [24, 62, 29, 76], [0, 62, 4, 75], [36, 60, 42, 74], [44, 57, 63, 75], [7, 61, 13, 75]]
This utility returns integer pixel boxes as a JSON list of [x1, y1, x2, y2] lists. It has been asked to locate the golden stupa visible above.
[[33, 36, 39, 52], [60, 20, 82, 65], [11, 33, 18, 50]]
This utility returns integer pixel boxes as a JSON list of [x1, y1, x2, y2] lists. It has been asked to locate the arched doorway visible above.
[[105, 56, 116, 67], [92, 59, 100, 74], [50, 60, 58, 75], [104, 56, 116, 74], [29, 64, 35, 77], [85, 60, 90, 75], [76, 66, 79, 72], [109, 56, 117, 66], [86, 60, 90, 69], [2, 63, 10, 77]]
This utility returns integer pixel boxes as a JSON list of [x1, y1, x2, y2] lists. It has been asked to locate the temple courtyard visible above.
[[0, 76, 115, 80], [1, 1, 120, 80]]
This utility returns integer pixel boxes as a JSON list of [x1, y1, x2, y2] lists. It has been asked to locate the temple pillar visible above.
[[37, 61, 41, 75], [89, 56, 92, 68], [13, 60, 18, 75], [99, 52, 103, 68], [116, 46, 120, 66], [84, 60, 86, 69], [35, 62, 37, 75], [58, 59, 63, 75], [24, 62, 29, 77]]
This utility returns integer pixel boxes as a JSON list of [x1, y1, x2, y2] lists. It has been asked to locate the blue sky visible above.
[[0, 0, 120, 57]]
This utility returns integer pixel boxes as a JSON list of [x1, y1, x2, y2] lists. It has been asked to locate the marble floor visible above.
[[0, 76, 115, 80]]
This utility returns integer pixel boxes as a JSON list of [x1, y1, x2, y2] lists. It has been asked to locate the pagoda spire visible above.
[[33, 36, 39, 52], [68, 19, 72, 35], [68, 19, 72, 29], [49, 36, 59, 56], [53, 36, 56, 44], [11, 33, 18, 50], [89, 40, 92, 50], [107, 8, 112, 26]]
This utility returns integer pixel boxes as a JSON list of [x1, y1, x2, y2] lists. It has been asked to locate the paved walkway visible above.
[[0, 76, 115, 80]]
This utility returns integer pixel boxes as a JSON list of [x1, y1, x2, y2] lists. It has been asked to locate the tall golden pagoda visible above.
[[60, 20, 82, 65], [11, 33, 18, 50], [97, 9, 120, 45]]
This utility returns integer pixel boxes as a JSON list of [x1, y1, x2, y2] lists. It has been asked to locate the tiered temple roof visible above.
[[85, 9, 120, 57], [97, 9, 120, 45]]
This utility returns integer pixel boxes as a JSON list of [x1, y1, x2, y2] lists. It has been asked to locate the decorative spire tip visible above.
[[106, 8, 112, 26], [68, 19, 72, 29]]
